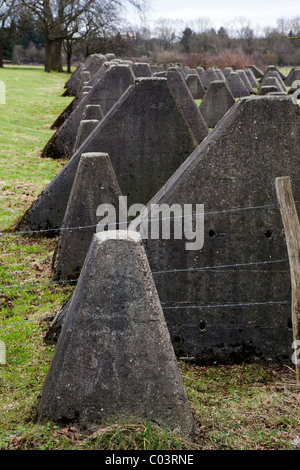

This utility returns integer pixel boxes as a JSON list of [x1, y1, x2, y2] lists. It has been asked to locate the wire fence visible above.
[[0, 198, 293, 331], [0, 199, 291, 239]]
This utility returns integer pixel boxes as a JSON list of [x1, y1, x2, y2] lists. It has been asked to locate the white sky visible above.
[[125, 0, 300, 32]]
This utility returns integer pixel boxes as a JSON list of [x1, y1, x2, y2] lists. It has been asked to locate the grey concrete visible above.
[[63, 54, 106, 97], [165, 69, 209, 144], [50, 97, 77, 130], [41, 65, 135, 159], [264, 65, 286, 81], [214, 68, 226, 81], [236, 70, 254, 93], [245, 68, 259, 88], [223, 67, 233, 79], [201, 68, 220, 89], [130, 95, 300, 364], [259, 76, 284, 93], [258, 85, 280, 95], [260, 71, 286, 92], [285, 67, 300, 87], [196, 66, 205, 82], [82, 104, 103, 121], [227, 72, 250, 97], [73, 120, 100, 151], [105, 53, 116, 61], [185, 74, 205, 99], [36, 230, 197, 439], [248, 64, 264, 79], [132, 62, 152, 77], [199, 80, 235, 128], [52, 153, 122, 280], [16, 78, 197, 233]]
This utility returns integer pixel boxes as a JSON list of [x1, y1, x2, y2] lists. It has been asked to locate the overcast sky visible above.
[[125, 0, 300, 32]]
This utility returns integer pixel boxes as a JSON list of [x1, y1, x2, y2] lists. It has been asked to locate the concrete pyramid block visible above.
[[73, 120, 100, 152], [131, 95, 300, 364], [42, 65, 135, 159], [52, 153, 123, 280], [227, 72, 250, 97], [185, 73, 205, 99], [258, 85, 279, 95], [248, 64, 264, 79], [154, 69, 209, 143], [237, 70, 254, 93], [201, 68, 220, 89], [245, 68, 259, 88], [36, 230, 197, 439], [214, 68, 226, 81], [223, 67, 233, 79], [63, 54, 106, 96], [132, 62, 152, 77], [259, 76, 284, 93], [50, 97, 77, 130], [260, 71, 286, 92], [264, 65, 286, 80], [196, 66, 205, 81], [166, 69, 209, 144], [199, 80, 235, 127], [16, 77, 198, 233], [285, 67, 300, 86]]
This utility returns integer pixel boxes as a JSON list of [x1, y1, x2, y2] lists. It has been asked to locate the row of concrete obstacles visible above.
[[16, 55, 300, 435]]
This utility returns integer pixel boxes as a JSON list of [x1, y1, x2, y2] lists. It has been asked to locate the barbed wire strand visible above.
[[0, 258, 288, 291], [0, 299, 291, 330], [1, 199, 294, 239]]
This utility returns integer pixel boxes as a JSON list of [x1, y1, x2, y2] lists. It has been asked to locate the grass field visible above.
[[0, 65, 299, 451]]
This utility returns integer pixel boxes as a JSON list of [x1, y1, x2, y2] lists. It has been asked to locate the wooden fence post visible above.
[[275, 176, 300, 381]]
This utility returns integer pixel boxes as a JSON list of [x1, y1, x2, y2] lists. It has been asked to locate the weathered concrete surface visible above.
[[63, 54, 107, 96], [82, 104, 103, 121], [166, 69, 208, 144], [258, 85, 280, 96], [260, 71, 286, 92], [285, 67, 300, 86], [36, 231, 197, 439], [16, 78, 197, 233], [131, 95, 300, 364], [73, 120, 99, 151], [52, 153, 123, 280], [264, 65, 286, 81], [259, 76, 283, 93], [248, 64, 264, 79], [227, 72, 250, 97], [199, 80, 235, 128], [244, 68, 259, 88], [223, 67, 233, 79], [132, 62, 152, 77], [42, 65, 135, 159], [185, 74, 205, 99], [201, 68, 220, 89], [214, 68, 226, 81], [155, 69, 209, 143], [50, 97, 77, 130], [237, 70, 254, 93]]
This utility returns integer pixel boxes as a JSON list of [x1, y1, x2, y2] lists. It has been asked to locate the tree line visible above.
[[0, 0, 147, 71], [0, 1, 299, 72]]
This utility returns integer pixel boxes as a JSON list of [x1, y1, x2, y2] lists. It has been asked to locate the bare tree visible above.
[[20, 0, 149, 72], [0, 0, 17, 67]]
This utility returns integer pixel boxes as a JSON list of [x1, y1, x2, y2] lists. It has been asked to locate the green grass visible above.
[[0, 65, 300, 451]]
